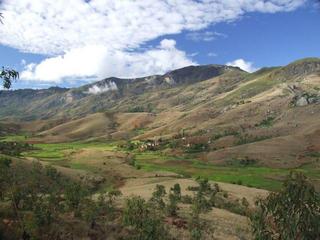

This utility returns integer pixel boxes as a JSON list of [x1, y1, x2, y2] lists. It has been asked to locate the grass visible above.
[[137, 159, 284, 190], [0, 134, 28, 142], [22, 141, 118, 169], [17, 140, 320, 192], [134, 152, 320, 191], [216, 76, 280, 106]]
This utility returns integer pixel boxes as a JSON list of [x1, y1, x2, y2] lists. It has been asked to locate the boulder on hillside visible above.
[[291, 92, 320, 107]]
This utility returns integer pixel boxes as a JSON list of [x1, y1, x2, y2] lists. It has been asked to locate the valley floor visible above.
[[11, 135, 319, 192], [0, 134, 316, 238]]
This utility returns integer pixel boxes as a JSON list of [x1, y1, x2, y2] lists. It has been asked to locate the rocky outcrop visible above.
[[292, 92, 320, 107], [272, 58, 320, 81]]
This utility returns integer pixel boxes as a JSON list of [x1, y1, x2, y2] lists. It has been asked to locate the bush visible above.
[[251, 172, 320, 240], [123, 196, 170, 240], [181, 195, 193, 204], [150, 184, 166, 209], [166, 184, 182, 216], [64, 182, 88, 212], [255, 116, 275, 128], [127, 106, 145, 113], [166, 193, 178, 217]]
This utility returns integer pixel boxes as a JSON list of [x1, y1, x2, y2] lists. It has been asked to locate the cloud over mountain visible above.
[[0, 0, 306, 82], [226, 59, 258, 73], [20, 39, 195, 82]]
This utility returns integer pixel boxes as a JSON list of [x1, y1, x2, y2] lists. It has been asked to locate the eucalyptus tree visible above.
[[0, 13, 19, 89]]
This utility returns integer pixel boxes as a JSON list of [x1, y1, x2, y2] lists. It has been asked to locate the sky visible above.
[[0, 0, 319, 89]]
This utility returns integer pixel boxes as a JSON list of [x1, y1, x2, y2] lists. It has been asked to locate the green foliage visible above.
[[171, 183, 181, 200], [81, 199, 100, 229], [166, 193, 179, 217], [255, 116, 275, 128], [0, 67, 19, 89], [0, 156, 12, 200], [241, 197, 249, 208], [123, 196, 170, 240], [181, 195, 193, 204], [127, 106, 145, 113], [188, 212, 203, 240], [0, 160, 121, 239], [214, 196, 247, 216], [45, 165, 61, 181], [235, 134, 272, 145], [150, 184, 167, 209], [187, 178, 215, 239], [211, 130, 240, 141], [127, 155, 136, 166], [188, 211, 213, 240], [64, 182, 88, 212], [0, 141, 34, 156], [80, 192, 118, 230], [166, 184, 181, 216], [227, 157, 257, 167], [251, 172, 320, 240], [31, 198, 56, 228]]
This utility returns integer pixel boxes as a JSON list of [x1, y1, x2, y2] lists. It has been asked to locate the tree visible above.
[[123, 196, 170, 240], [251, 172, 320, 240], [0, 68, 19, 89], [166, 183, 182, 216], [187, 178, 215, 240], [0, 13, 19, 89], [150, 184, 166, 209], [64, 182, 88, 214]]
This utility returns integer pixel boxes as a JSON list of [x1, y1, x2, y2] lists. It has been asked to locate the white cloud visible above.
[[0, 0, 305, 55], [208, 52, 218, 57], [21, 39, 195, 82], [186, 31, 227, 42], [87, 81, 118, 95], [160, 39, 176, 49], [226, 59, 258, 72], [20, 59, 26, 65], [0, 0, 306, 83]]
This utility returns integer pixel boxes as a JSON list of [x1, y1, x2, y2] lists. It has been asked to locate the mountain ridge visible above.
[[0, 57, 319, 122], [0, 57, 320, 173]]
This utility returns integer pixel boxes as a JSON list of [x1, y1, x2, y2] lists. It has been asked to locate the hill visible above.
[[1, 57, 319, 239], [1, 57, 320, 173]]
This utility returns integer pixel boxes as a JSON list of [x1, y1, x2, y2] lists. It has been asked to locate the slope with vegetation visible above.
[[0, 57, 320, 239]]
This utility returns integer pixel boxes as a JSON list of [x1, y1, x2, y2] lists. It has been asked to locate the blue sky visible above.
[[0, 0, 319, 89]]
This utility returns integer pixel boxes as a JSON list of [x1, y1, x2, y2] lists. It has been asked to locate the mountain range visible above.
[[1, 57, 320, 172]]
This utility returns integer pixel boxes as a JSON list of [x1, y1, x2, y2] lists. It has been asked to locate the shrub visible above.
[[64, 182, 88, 212], [127, 106, 145, 113], [251, 172, 320, 240], [170, 183, 181, 200], [166, 184, 182, 216], [166, 193, 179, 217], [241, 197, 249, 208], [123, 196, 170, 240], [255, 116, 275, 128], [235, 134, 272, 145], [150, 184, 166, 209], [181, 195, 193, 204]]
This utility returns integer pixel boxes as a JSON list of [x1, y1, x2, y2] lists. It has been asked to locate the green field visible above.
[[135, 152, 320, 191], [15, 138, 319, 191]]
